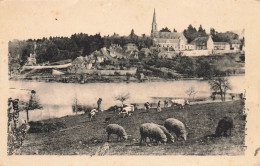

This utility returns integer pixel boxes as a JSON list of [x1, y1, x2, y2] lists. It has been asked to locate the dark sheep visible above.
[[215, 117, 233, 137]]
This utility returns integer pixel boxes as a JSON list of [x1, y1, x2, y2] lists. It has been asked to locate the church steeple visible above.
[[151, 8, 157, 34]]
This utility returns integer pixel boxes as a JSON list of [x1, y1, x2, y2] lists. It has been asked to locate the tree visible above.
[[186, 86, 197, 99], [26, 90, 42, 121], [212, 31, 239, 43], [196, 58, 214, 79], [209, 77, 232, 101], [174, 56, 195, 76], [173, 28, 177, 32], [210, 28, 216, 37], [114, 92, 130, 106], [126, 73, 131, 82], [198, 25, 206, 36], [183, 24, 198, 43], [160, 27, 171, 32]]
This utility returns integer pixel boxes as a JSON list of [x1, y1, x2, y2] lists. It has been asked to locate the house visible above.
[[214, 42, 230, 50], [190, 35, 214, 51], [67, 56, 93, 73], [185, 44, 196, 50], [26, 53, 37, 66], [230, 39, 241, 51], [124, 43, 139, 54], [26, 42, 37, 66], [140, 48, 151, 56], [90, 50, 105, 63]]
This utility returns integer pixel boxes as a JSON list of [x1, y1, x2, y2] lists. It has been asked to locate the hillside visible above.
[[15, 100, 246, 155]]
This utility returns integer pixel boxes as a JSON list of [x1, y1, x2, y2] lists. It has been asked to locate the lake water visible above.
[[9, 75, 245, 121]]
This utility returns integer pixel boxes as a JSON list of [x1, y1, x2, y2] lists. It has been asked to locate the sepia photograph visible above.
[[1, 0, 260, 165]]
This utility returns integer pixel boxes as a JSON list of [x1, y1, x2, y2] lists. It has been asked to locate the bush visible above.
[[167, 72, 174, 79], [114, 71, 120, 76]]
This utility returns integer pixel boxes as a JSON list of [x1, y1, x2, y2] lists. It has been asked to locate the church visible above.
[[151, 9, 188, 51]]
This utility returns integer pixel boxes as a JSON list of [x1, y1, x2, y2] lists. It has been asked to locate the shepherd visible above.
[[97, 98, 102, 112], [157, 100, 161, 112], [164, 100, 168, 108]]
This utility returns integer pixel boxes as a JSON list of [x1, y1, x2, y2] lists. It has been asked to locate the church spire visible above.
[[152, 8, 156, 24], [151, 8, 157, 34]]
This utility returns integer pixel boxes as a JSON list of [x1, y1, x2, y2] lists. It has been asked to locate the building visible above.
[[185, 44, 196, 50], [140, 48, 151, 57], [230, 39, 241, 51], [26, 43, 37, 66], [124, 43, 138, 53], [214, 42, 230, 50], [190, 36, 214, 51], [151, 9, 188, 51], [67, 56, 93, 74]]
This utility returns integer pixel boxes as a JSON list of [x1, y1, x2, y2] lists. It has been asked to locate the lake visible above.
[[9, 75, 245, 121]]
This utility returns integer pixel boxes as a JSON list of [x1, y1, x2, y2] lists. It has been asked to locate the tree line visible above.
[[8, 29, 153, 66], [8, 25, 243, 67]]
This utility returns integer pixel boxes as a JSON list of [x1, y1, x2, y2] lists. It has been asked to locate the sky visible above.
[[0, 0, 259, 41]]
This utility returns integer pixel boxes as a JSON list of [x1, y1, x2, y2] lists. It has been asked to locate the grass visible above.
[[16, 100, 246, 155]]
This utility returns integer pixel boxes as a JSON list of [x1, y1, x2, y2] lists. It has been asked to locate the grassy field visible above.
[[16, 100, 246, 155]]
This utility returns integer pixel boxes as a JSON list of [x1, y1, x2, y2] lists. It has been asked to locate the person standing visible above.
[[157, 100, 161, 112], [97, 98, 102, 112]]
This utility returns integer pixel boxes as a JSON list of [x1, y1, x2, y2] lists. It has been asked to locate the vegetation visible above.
[[15, 100, 245, 155], [114, 92, 130, 105], [26, 90, 42, 121], [160, 27, 171, 32], [186, 86, 197, 99], [8, 29, 153, 66], [209, 77, 232, 101], [183, 24, 207, 43]]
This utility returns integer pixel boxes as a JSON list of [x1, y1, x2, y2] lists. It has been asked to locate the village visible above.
[[8, 9, 245, 84]]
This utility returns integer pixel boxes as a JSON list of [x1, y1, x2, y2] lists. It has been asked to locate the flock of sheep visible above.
[[86, 98, 235, 145], [105, 116, 233, 145], [103, 100, 236, 144], [106, 118, 186, 145]]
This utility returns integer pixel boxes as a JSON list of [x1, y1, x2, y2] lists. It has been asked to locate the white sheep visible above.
[[164, 118, 187, 141], [89, 109, 98, 121], [106, 124, 128, 141], [171, 99, 189, 109], [156, 124, 175, 143], [139, 123, 167, 145]]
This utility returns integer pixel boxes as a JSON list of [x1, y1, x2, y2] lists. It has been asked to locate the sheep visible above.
[[164, 118, 187, 141], [119, 104, 135, 118], [148, 124, 175, 143], [106, 124, 128, 141], [89, 109, 98, 121], [139, 123, 167, 145], [215, 117, 233, 137], [170, 99, 189, 109], [144, 102, 150, 111], [156, 124, 175, 143]]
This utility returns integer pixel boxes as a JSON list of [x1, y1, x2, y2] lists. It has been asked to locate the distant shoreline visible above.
[[9, 73, 244, 84]]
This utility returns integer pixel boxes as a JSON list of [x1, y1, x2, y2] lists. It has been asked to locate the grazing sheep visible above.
[[215, 117, 233, 137], [144, 102, 150, 111], [89, 109, 98, 121], [119, 104, 135, 118], [156, 124, 175, 143], [140, 123, 167, 145], [106, 124, 128, 141], [170, 99, 189, 109], [164, 118, 187, 141]]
